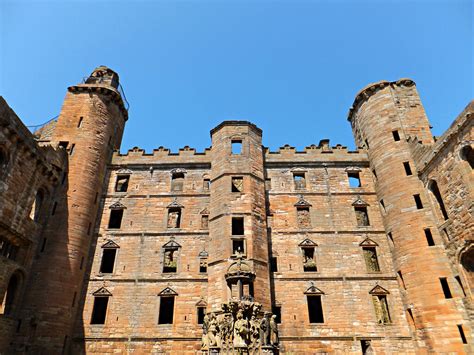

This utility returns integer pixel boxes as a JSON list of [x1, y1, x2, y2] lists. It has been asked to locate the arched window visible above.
[[460, 145, 474, 169], [30, 189, 45, 222], [0, 272, 21, 316], [428, 180, 449, 220]]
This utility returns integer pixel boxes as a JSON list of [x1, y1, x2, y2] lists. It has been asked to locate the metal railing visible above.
[[81, 77, 130, 111], [26, 115, 58, 133]]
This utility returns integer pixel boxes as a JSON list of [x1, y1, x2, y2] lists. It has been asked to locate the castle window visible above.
[[363, 247, 380, 272], [460, 145, 474, 169], [108, 209, 123, 229], [30, 189, 45, 222], [90, 296, 109, 324], [428, 180, 448, 220], [307, 295, 324, 323], [270, 256, 278, 272], [392, 130, 400, 141], [372, 295, 391, 324], [201, 215, 209, 229], [158, 296, 175, 324], [458, 325, 468, 344], [440, 278, 453, 299], [387, 232, 394, 248], [424, 228, 435, 246], [69, 143, 75, 156], [100, 248, 117, 274], [232, 217, 244, 235], [58, 141, 69, 149], [163, 249, 177, 273], [364, 139, 369, 149], [361, 340, 373, 355], [355, 207, 369, 226], [167, 208, 181, 228], [197, 306, 206, 324], [272, 305, 281, 323], [413, 194, 423, 209], [171, 172, 184, 191], [115, 175, 130, 192], [199, 258, 208, 273], [231, 140, 242, 155], [231, 177, 243, 192], [0, 272, 21, 316], [203, 178, 210, 191], [232, 239, 245, 255], [293, 173, 306, 190], [297, 207, 311, 228], [77, 116, 83, 128], [455, 276, 466, 297], [302, 247, 317, 272], [403, 162, 412, 176], [0, 147, 9, 172], [348, 172, 361, 188]]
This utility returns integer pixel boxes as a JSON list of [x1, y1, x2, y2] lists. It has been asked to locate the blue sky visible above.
[[1, 0, 472, 152]]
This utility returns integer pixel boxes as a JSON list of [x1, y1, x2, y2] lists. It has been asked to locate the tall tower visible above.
[[208, 121, 271, 312], [14, 66, 127, 353], [348, 79, 471, 352]]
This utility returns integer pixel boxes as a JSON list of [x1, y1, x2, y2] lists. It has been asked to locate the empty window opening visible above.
[[58, 141, 69, 149], [302, 247, 317, 272], [231, 177, 243, 192], [0, 273, 20, 315], [270, 256, 278, 272], [203, 179, 210, 191], [458, 324, 468, 344], [232, 239, 245, 255], [167, 208, 181, 228], [293, 173, 306, 189], [163, 249, 178, 273], [403, 162, 413, 176], [413, 194, 423, 209], [363, 247, 380, 272], [379, 199, 386, 212], [199, 259, 208, 273], [440, 278, 453, 299], [407, 308, 416, 329], [307, 295, 324, 323], [272, 306, 281, 323], [77, 117, 83, 128], [158, 296, 175, 324], [40, 238, 47, 253], [69, 144, 75, 156], [397, 271, 406, 289], [355, 207, 370, 226], [115, 175, 130, 192], [460, 145, 474, 169], [171, 172, 185, 191], [348, 172, 361, 188], [372, 295, 391, 324], [0, 148, 8, 169], [30, 190, 44, 222], [197, 307, 206, 324], [100, 249, 117, 273], [424, 228, 435, 246], [392, 130, 400, 141], [455, 276, 467, 297], [232, 217, 244, 235], [201, 215, 209, 229], [428, 180, 448, 220], [231, 140, 242, 155], [108, 209, 123, 229], [1, 238, 18, 261], [297, 207, 311, 228], [90, 296, 109, 324], [361, 340, 373, 355]]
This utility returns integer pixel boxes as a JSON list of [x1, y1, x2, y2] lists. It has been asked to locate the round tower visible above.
[[15, 66, 128, 353], [348, 79, 471, 352]]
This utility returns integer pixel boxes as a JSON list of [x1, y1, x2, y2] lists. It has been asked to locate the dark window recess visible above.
[[455, 276, 467, 297], [80, 256, 84, 270], [77, 116, 83, 128], [158, 297, 175, 324], [40, 238, 47, 253], [361, 340, 373, 355], [1, 237, 19, 261], [100, 249, 117, 273], [392, 130, 401, 141], [364, 139, 369, 149], [460, 145, 474, 169], [231, 177, 243, 192], [115, 175, 130, 192], [414, 194, 423, 209], [72, 291, 77, 307], [387, 232, 394, 247], [163, 249, 177, 273], [231, 140, 242, 155], [58, 141, 69, 149], [69, 144, 75, 156], [171, 173, 185, 191], [199, 259, 207, 273], [2, 273, 19, 315], [16, 319, 22, 333], [440, 278, 453, 299], [363, 247, 380, 272], [232, 240, 244, 255], [372, 168, 377, 180], [197, 307, 206, 324], [90, 297, 109, 324], [407, 308, 416, 327], [428, 180, 449, 220], [201, 215, 209, 229], [62, 336, 68, 353], [108, 209, 123, 229], [297, 207, 311, 228], [372, 295, 391, 324], [307, 295, 324, 323], [167, 208, 181, 228], [94, 192, 99, 205], [232, 217, 244, 235], [458, 324, 468, 344], [293, 173, 306, 189], [355, 207, 370, 226], [302, 248, 317, 272], [203, 179, 210, 191], [397, 271, 406, 289], [348, 172, 361, 187], [270, 257, 278, 272], [272, 306, 281, 323], [61, 173, 67, 185], [424, 228, 435, 246], [403, 162, 413, 176]]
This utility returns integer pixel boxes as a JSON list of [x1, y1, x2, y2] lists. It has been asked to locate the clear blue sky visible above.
[[1, 0, 472, 152]]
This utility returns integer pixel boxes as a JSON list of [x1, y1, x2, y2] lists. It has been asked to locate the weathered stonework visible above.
[[0, 68, 472, 354]]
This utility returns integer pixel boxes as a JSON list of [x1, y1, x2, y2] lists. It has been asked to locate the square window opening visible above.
[[231, 140, 242, 155], [171, 173, 185, 192], [355, 207, 370, 226], [414, 194, 423, 209], [199, 259, 208, 273], [458, 324, 468, 344], [272, 306, 281, 324], [303, 247, 317, 272], [163, 249, 178, 273], [197, 307, 206, 324], [363, 247, 380, 272], [424, 228, 435, 246], [158, 297, 175, 324], [293, 173, 306, 189], [232, 217, 244, 235], [167, 208, 181, 228], [100, 249, 117, 273], [307, 295, 324, 323], [348, 172, 361, 188], [232, 239, 245, 255], [108, 209, 123, 229], [201, 215, 209, 229], [440, 278, 452, 299], [403, 162, 413, 176], [270, 256, 278, 272], [392, 130, 401, 141]]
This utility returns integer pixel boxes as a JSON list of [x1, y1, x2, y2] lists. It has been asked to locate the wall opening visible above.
[[307, 295, 324, 323], [372, 295, 391, 324], [232, 239, 245, 255], [158, 296, 175, 324], [167, 208, 181, 228], [392, 130, 400, 141], [413, 194, 423, 209], [30, 189, 44, 222], [115, 175, 130, 192], [361, 340, 373, 355], [440, 278, 453, 299], [90, 296, 109, 324], [272, 305, 281, 323], [293, 173, 306, 189], [199, 259, 208, 273], [428, 180, 448, 220], [424, 228, 435, 246], [232, 217, 244, 235], [108, 209, 123, 229], [203, 178, 210, 191], [231, 140, 242, 155], [355, 207, 370, 226], [231, 177, 244, 192], [0, 273, 20, 315], [397, 271, 406, 289], [403, 162, 413, 176], [100, 249, 117, 273], [302, 247, 317, 272], [363, 247, 380, 272], [270, 256, 278, 272], [455, 276, 467, 297], [163, 249, 178, 273], [297, 207, 311, 228], [458, 324, 468, 344], [348, 172, 361, 187], [197, 307, 206, 324], [460, 146, 474, 169], [171, 172, 184, 191], [201, 215, 209, 229]]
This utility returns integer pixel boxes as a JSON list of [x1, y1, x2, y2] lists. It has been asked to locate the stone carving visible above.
[[259, 313, 270, 346], [270, 315, 278, 346], [233, 310, 249, 347]]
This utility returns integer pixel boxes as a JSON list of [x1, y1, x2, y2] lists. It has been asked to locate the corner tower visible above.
[[348, 79, 471, 352], [14, 66, 128, 353]]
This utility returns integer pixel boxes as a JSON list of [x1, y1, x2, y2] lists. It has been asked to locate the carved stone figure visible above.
[[249, 314, 261, 350], [218, 313, 233, 348], [259, 313, 270, 346], [270, 315, 279, 345], [201, 314, 209, 350], [233, 310, 249, 347]]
